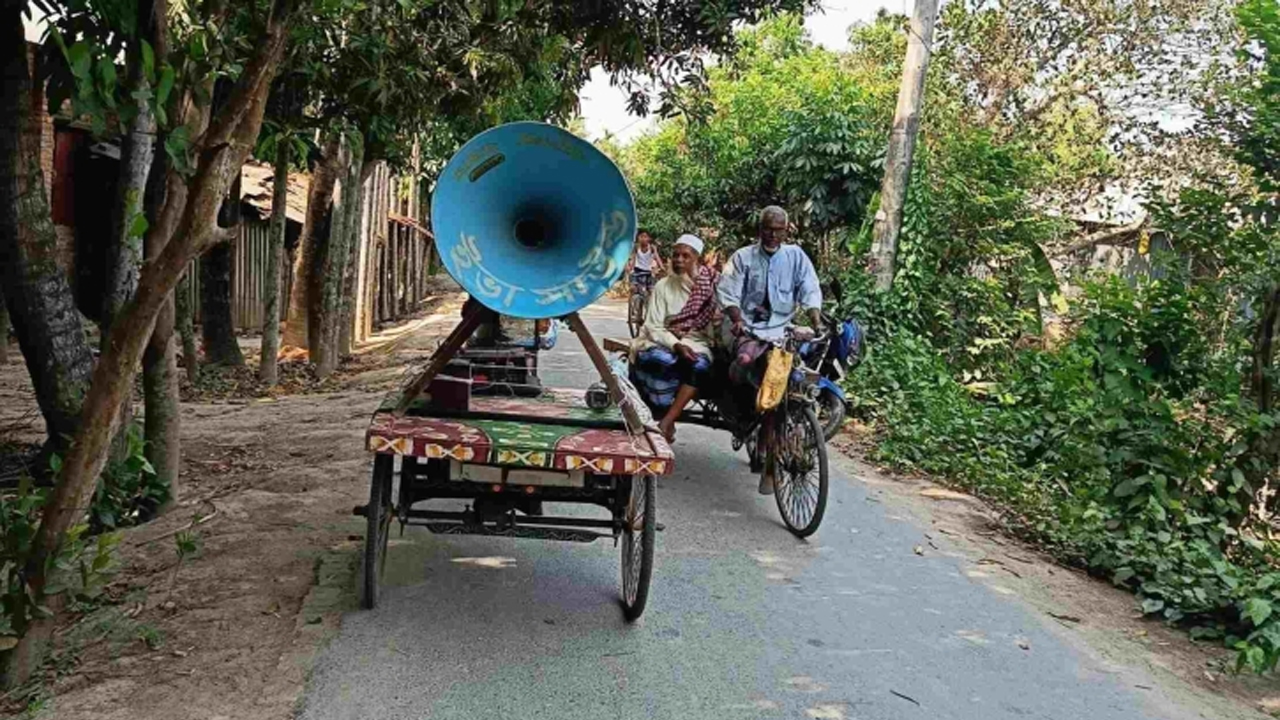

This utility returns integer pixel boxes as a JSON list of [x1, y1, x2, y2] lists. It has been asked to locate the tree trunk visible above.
[[316, 137, 363, 377], [337, 157, 371, 358], [8, 0, 295, 686], [259, 139, 290, 384], [200, 170, 244, 366], [103, 38, 159, 463], [0, 15, 95, 460], [1251, 285, 1279, 415], [143, 292, 179, 507], [102, 85, 154, 338], [866, 0, 939, 292], [200, 239, 243, 365], [310, 137, 348, 377], [175, 269, 198, 380], [1250, 285, 1280, 520], [283, 133, 340, 351], [0, 281, 10, 365], [140, 3, 180, 510], [1223, 284, 1280, 528]]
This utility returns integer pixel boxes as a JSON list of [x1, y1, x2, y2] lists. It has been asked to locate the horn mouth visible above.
[[514, 217, 551, 248], [510, 199, 567, 251], [431, 122, 636, 319]]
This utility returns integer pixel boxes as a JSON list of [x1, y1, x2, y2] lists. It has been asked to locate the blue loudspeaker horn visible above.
[[431, 122, 636, 320]]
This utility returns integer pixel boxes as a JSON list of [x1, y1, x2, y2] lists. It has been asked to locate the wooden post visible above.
[[564, 312, 658, 453], [867, 0, 939, 292], [389, 219, 399, 320]]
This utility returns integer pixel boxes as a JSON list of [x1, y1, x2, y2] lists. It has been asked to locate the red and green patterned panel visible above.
[[366, 412, 672, 475]]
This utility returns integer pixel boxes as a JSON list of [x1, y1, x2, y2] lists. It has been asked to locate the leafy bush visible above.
[[1, 426, 154, 666], [0, 475, 119, 650], [845, 275, 1280, 673], [90, 422, 168, 533], [617, 6, 1280, 674]]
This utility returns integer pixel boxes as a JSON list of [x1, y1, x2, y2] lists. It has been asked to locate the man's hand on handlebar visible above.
[[726, 306, 745, 337], [789, 326, 817, 342]]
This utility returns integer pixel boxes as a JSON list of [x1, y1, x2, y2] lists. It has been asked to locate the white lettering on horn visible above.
[[532, 212, 630, 306]]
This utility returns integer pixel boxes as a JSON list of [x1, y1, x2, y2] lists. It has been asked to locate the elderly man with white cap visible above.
[[632, 233, 720, 441]]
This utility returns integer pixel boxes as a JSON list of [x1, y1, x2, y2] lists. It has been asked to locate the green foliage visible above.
[[620, 15, 882, 250], [1232, 0, 1280, 186], [0, 472, 120, 650], [616, 5, 1280, 675], [846, 270, 1280, 673], [91, 423, 168, 533], [136, 624, 163, 650]]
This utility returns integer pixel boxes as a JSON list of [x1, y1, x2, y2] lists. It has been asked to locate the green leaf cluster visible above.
[[91, 421, 168, 534], [0, 468, 120, 650]]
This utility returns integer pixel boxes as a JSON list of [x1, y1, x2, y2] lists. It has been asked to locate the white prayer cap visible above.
[[675, 234, 704, 255]]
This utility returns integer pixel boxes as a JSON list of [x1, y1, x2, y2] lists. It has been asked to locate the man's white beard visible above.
[[674, 267, 695, 292]]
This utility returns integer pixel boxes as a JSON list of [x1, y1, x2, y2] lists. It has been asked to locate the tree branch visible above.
[[210, 222, 240, 246], [1051, 216, 1148, 258]]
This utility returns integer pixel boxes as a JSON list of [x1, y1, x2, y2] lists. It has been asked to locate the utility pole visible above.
[[867, 0, 939, 292]]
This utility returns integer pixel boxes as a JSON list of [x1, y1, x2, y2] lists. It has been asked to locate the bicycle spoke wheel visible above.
[[628, 294, 645, 338], [772, 406, 829, 538], [620, 474, 655, 621], [362, 454, 394, 609]]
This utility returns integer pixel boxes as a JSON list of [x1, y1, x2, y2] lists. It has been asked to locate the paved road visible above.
[[300, 299, 1206, 720]]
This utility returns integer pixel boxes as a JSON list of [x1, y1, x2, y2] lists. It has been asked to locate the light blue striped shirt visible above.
[[716, 243, 822, 341]]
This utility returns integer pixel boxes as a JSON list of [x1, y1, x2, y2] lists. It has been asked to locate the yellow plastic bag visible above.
[[756, 347, 793, 413]]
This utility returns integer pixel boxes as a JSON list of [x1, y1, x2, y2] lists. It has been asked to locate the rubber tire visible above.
[[361, 454, 393, 610], [746, 428, 763, 473], [620, 475, 656, 621], [627, 293, 645, 338], [817, 390, 846, 440], [772, 406, 829, 538]]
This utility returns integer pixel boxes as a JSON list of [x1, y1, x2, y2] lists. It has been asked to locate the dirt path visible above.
[[1, 291, 466, 720]]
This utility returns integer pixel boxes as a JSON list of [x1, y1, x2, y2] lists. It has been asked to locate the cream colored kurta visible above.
[[632, 273, 714, 358]]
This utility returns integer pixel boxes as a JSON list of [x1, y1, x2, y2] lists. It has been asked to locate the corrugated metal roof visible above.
[[240, 159, 310, 225]]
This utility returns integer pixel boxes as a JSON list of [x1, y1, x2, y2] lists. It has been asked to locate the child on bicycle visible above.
[[626, 229, 664, 295]]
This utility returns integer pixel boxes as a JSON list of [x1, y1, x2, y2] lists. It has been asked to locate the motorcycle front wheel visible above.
[[816, 389, 846, 440]]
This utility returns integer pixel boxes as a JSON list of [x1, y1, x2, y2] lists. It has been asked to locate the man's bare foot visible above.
[[658, 418, 676, 443]]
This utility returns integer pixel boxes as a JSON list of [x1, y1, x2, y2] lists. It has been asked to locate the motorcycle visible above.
[[800, 312, 863, 439]]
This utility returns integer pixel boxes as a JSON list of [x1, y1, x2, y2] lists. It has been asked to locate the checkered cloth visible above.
[[667, 265, 720, 337]]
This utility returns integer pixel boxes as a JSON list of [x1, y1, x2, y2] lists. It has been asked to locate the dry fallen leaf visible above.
[[913, 545, 925, 556], [785, 676, 826, 693], [805, 703, 849, 719], [919, 487, 973, 502]]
